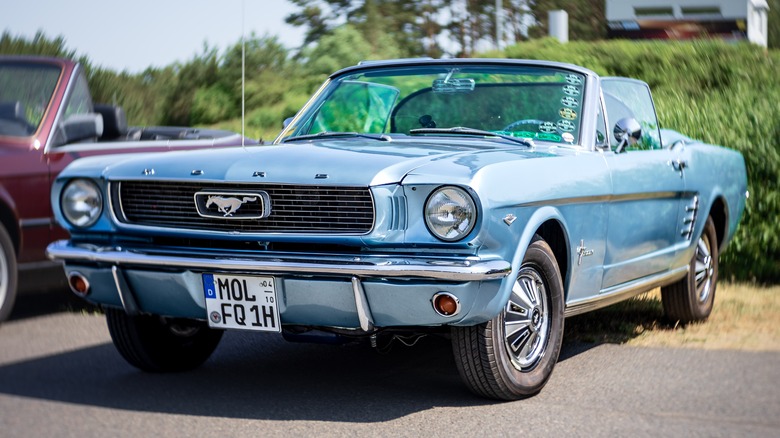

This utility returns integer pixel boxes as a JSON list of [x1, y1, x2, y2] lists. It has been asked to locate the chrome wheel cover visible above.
[[504, 267, 550, 371], [695, 234, 714, 304]]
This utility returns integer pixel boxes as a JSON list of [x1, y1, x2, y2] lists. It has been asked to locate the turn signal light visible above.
[[432, 292, 460, 317], [67, 272, 90, 297]]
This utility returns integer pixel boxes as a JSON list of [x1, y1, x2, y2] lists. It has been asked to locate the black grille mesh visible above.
[[113, 181, 374, 234]]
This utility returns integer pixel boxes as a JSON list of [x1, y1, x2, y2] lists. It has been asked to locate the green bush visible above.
[[499, 39, 779, 282]]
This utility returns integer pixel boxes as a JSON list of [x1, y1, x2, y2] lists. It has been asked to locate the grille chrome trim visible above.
[[111, 181, 375, 234]]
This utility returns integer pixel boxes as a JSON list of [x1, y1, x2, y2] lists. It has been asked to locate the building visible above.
[[606, 0, 769, 47]]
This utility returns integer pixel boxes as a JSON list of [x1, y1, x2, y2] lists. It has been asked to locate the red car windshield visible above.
[[0, 62, 62, 137]]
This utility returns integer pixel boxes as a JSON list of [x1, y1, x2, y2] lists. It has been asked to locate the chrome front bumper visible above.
[[47, 240, 512, 330], [46, 240, 512, 282]]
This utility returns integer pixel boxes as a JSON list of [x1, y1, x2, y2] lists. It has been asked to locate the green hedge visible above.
[[488, 39, 779, 283]]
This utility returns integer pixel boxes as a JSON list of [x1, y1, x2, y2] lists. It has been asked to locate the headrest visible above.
[[0, 101, 25, 121], [94, 104, 128, 139]]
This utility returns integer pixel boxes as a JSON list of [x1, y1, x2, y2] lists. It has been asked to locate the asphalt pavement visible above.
[[0, 290, 778, 437]]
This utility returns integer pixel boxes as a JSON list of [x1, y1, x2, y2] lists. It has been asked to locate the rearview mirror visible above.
[[613, 117, 641, 153], [432, 78, 475, 93]]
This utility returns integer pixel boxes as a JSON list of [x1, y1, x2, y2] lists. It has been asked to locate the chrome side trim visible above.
[[47, 240, 512, 282], [112, 266, 139, 316], [515, 191, 682, 208], [19, 217, 54, 228], [351, 277, 375, 332], [564, 266, 688, 317]]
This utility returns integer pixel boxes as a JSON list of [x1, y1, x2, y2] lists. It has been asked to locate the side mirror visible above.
[[52, 113, 104, 147], [283, 117, 294, 129], [613, 117, 641, 153]]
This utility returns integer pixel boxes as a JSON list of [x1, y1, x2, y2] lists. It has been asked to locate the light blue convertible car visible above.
[[47, 58, 747, 400]]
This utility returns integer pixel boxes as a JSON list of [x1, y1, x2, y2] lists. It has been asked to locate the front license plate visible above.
[[203, 274, 281, 332]]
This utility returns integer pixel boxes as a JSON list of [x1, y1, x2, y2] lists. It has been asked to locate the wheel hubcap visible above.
[[694, 234, 713, 303], [504, 267, 549, 371]]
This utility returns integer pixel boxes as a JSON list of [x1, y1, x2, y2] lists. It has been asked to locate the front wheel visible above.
[[106, 308, 223, 372], [452, 236, 565, 400], [0, 224, 18, 322], [662, 216, 719, 323]]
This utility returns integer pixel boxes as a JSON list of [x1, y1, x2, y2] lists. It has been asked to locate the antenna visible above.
[[241, 0, 246, 148]]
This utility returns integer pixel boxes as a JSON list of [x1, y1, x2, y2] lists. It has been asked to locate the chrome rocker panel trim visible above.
[[46, 240, 512, 282], [564, 266, 689, 317]]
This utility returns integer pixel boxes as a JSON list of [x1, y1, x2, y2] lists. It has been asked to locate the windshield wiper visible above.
[[409, 127, 533, 147], [282, 132, 392, 143]]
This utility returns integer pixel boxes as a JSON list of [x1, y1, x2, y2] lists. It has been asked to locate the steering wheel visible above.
[[502, 119, 549, 132]]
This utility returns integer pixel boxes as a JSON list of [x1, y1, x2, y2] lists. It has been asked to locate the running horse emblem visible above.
[[205, 195, 257, 217]]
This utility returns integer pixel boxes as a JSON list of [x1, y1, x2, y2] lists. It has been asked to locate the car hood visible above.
[[68, 138, 560, 186]]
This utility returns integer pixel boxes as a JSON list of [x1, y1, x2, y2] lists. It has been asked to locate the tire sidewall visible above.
[[492, 239, 565, 396], [0, 224, 18, 322], [107, 308, 223, 372]]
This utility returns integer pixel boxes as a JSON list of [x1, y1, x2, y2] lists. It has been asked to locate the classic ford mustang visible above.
[[47, 58, 747, 400]]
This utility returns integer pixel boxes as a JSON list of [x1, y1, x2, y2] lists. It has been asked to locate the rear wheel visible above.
[[662, 216, 719, 323], [106, 308, 223, 372], [451, 236, 564, 400], [0, 224, 18, 322]]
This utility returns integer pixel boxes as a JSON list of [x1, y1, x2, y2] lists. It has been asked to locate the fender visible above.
[[455, 205, 570, 325]]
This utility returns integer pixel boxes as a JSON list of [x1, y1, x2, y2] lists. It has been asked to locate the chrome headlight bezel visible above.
[[424, 186, 477, 242], [61, 179, 103, 228]]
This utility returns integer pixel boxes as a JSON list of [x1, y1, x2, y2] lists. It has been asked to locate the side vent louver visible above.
[[681, 195, 699, 240], [389, 195, 407, 231]]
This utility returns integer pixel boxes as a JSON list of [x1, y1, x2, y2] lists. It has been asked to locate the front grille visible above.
[[112, 181, 374, 234]]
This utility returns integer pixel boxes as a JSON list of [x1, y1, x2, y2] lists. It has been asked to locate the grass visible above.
[[563, 283, 780, 351]]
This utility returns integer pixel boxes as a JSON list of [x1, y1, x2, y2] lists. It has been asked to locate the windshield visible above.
[[0, 62, 62, 137], [278, 64, 587, 145]]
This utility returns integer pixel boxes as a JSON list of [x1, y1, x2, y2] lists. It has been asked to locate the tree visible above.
[[284, 0, 539, 58], [157, 44, 222, 126], [286, 0, 432, 56], [302, 24, 402, 76], [0, 31, 76, 58], [769, 0, 779, 49]]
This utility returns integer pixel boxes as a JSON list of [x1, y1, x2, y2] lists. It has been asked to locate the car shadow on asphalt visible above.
[[0, 328, 498, 421], [2, 289, 655, 420]]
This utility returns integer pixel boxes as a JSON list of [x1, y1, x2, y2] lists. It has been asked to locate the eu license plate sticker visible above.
[[203, 274, 281, 332]]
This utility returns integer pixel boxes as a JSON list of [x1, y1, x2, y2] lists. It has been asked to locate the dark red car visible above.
[[0, 56, 252, 320]]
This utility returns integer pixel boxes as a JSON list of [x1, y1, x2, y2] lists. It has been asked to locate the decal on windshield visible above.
[[539, 122, 557, 134], [565, 74, 583, 85], [557, 120, 575, 132], [512, 130, 537, 138], [561, 96, 579, 108], [559, 108, 577, 120], [537, 133, 562, 142], [562, 85, 580, 97], [562, 132, 574, 143]]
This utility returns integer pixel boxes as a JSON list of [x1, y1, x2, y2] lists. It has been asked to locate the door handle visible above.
[[670, 159, 686, 172]]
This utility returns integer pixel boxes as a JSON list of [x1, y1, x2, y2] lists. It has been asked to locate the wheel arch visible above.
[[535, 219, 570, 300], [0, 192, 20, 256], [505, 207, 571, 303], [708, 195, 728, 252]]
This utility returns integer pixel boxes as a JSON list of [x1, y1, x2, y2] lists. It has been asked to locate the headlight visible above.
[[424, 186, 477, 242], [61, 179, 103, 228]]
